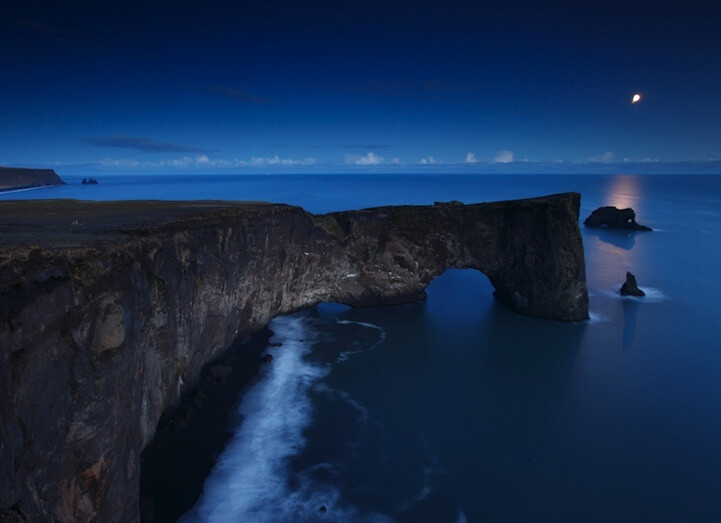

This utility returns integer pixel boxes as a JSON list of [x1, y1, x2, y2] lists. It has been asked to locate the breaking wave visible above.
[[180, 314, 389, 522]]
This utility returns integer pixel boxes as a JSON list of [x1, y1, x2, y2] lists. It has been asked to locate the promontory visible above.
[[0, 193, 588, 521], [0, 167, 65, 192]]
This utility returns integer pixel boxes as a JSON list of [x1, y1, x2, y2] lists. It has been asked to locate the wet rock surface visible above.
[[0, 194, 587, 521]]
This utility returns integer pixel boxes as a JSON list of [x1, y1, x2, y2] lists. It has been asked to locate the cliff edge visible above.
[[0, 167, 65, 192], [0, 193, 587, 521]]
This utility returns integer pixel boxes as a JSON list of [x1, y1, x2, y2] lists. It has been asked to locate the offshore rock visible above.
[[620, 271, 645, 296], [0, 194, 587, 521], [583, 206, 652, 230]]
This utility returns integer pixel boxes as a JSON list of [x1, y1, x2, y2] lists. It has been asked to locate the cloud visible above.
[[148, 155, 220, 168], [249, 155, 315, 166], [347, 152, 384, 165], [588, 151, 615, 163], [465, 152, 477, 164], [44, 157, 721, 175], [419, 156, 441, 165], [492, 150, 514, 163], [208, 85, 273, 104], [80, 135, 208, 153], [98, 157, 141, 168], [95, 154, 315, 169]]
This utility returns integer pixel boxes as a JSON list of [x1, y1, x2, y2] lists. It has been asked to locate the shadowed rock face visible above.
[[620, 271, 645, 296], [0, 167, 65, 191], [0, 193, 587, 521], [583, 206, 652, 230]]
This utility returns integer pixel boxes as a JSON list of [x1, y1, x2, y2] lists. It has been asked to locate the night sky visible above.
[[2, 0, 720, 174]]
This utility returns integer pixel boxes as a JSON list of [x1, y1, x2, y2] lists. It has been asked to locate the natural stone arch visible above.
[[0, 193, 587, 521], [301, 193, 587, 322]]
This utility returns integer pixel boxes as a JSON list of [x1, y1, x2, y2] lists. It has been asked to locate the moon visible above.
[[632, 93, 642, 104]]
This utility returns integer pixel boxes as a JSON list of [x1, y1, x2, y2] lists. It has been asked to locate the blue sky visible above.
[[2, 0, 720, 174]]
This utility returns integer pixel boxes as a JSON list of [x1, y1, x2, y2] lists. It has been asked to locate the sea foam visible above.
[[587, 311, 610, 324], [600, 287, 668, 303], [336, 320, 387, 363], [180, 315, 330, 522], [180, 314, 389, 522]]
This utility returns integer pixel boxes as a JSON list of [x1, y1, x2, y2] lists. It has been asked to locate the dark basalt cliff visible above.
[[0, 167, 65, 192], [0, 193, 587, 521]]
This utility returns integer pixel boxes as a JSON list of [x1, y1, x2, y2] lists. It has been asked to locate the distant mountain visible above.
[[0, 166, 65, 191]]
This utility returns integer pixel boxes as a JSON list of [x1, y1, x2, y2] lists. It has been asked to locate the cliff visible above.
[[0, 167, 65, 192], [0, 193, 587, 521]]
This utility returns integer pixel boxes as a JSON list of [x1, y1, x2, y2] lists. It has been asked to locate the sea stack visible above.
[[584, 206, 652, 231], [620, 272, 645, 296]]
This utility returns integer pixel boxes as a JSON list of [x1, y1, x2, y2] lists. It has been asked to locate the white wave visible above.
[[336, 320, 387, 363], [587, 311, 609, 324], [637, 287, 668, 301], [181, 314, 389, 522], [598, 287, 668, 303], [337, 319, 383, 329], [0, 184, 56, 194]]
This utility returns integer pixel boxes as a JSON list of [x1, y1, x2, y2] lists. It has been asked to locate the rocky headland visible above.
[[0, 167, 65, 192], [0, 193, 587, 521]]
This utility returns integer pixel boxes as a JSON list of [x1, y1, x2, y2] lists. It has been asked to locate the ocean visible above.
[[5, 173, 721, 521]]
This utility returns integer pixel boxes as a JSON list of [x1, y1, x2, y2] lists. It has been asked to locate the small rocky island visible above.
[[584, 206, 652, 230], [620, 271, 645, 296], [0, 166, 65, 192], [0, 193, 588, 521]]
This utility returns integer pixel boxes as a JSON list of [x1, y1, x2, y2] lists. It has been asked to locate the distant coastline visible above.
[[0, 166, 65, 192], [0, 184, 63, 194]]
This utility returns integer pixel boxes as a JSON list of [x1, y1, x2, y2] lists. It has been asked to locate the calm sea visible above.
[[6, 174, 721, 521]]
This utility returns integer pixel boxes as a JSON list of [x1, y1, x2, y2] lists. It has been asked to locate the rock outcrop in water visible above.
[[620, 271, 645, 296], [0, 167, 65, 191], [583, 206, 652, 230], [0, 193, 587, 521]]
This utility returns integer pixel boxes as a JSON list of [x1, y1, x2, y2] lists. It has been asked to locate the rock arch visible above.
[[0, 193, 587, 520]]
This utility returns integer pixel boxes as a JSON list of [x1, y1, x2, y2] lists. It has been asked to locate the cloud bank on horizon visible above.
[[1, 1, 720, 174]]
